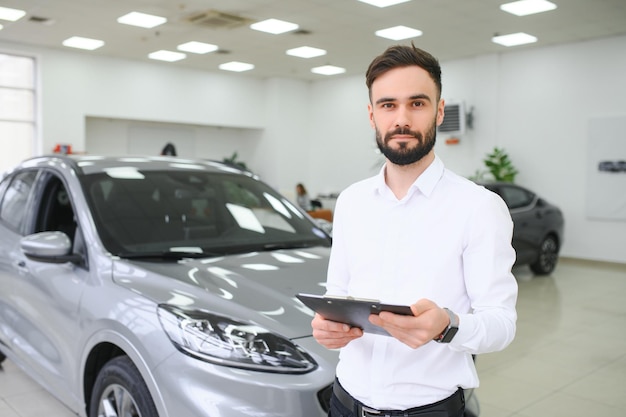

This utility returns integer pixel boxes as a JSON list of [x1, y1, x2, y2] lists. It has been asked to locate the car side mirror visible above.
[[20, 231, 83, 264]]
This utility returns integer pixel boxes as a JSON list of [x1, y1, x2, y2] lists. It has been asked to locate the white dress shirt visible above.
[[326, 155, 518, 410]]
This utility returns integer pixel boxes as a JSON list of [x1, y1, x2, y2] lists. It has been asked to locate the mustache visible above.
[[384, 127, 423, 142]]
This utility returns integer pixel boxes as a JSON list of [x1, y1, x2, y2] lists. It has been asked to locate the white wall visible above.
[[308, 36, 626, 264], [249, 77, 312, 196], [85, 117, 262, 163], [1, 35, 625, 264]]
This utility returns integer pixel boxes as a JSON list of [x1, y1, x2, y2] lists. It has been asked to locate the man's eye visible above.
[[381, 103, 394, 108], [412, 101, 424, 107]]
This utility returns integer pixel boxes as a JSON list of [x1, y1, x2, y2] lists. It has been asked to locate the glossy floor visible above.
[[1, 258, 625, 417]]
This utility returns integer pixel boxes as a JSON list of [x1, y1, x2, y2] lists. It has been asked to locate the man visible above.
[[311, 44, 518, 417]]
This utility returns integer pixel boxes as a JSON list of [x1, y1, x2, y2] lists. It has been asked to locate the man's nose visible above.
[[394, 106, 411, 127]]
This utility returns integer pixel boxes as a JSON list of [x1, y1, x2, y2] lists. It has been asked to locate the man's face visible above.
[[368, 66, 445, 166]]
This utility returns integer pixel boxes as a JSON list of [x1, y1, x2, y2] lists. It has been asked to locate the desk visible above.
[[307, 209, 333, 222]]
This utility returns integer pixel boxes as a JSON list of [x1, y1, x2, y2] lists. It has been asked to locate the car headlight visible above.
[[157, 304, 317, 374]]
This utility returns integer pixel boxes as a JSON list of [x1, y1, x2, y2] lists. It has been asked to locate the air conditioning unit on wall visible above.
[[438, 102, 466, 135]]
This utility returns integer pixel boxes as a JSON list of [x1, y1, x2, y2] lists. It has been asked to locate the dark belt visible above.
[[332, 379, 464, 417]]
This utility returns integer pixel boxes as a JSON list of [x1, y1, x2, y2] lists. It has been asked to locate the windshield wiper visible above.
[[261, 241, 317, 251]]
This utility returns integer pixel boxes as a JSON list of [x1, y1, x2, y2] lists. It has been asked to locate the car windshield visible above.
[[81, 169, 330, 257]]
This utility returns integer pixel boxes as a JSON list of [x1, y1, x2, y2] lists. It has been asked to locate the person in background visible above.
[[161, 142, 177, 156], [311, 43, 518, 417], [296, 183, 312, 211]]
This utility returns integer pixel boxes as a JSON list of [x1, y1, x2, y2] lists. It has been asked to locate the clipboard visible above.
[[296, 293, 413, 336]]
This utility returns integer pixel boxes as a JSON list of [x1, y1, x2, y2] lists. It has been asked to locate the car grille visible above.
[[317, 383, 333, 413]]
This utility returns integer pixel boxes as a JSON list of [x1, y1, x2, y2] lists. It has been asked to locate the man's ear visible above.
[[368, 103, 376, 129], [436, 99, 446, 127]]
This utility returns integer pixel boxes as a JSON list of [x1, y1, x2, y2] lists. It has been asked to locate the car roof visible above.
[[15, 154, 254, 177]]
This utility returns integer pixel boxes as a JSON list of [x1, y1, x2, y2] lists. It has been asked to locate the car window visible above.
[[35, 175, 78, 241], [0, 170, 38, 234], [82, 170, 330, 255], [499, 186, 534, 210]]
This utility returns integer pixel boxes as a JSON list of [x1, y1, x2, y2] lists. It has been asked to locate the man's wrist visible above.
[[434, 308, 459, 343]]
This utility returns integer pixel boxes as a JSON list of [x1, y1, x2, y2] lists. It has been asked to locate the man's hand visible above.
[[311, 313, 363, 349], [368, 299, 451, 349]]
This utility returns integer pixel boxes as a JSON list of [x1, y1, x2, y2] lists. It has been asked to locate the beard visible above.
[[375, 118, 437, 166]]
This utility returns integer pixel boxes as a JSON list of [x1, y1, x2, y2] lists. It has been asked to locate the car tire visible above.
[[90, 355, 158, 417], [530, 235, 559, 275], [0, 350, 6, 364]]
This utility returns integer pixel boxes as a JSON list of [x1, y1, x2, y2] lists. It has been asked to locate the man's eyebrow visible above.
[[374, 93, 432, 106], [375, 97, 396, 105], [410, 93, 432, 102]]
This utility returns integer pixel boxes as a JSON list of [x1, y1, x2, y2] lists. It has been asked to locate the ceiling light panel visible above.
[[219, 61, 255, 72], [0, 6, 26, 21], [148, 50, 186, 62], [500, 0, 557, 16], [311, 65, 346, 76], [286, 46, 327, 59], [358, 0, 411, 7], [62, 36, 105, 50], [492, 32, 538, 47], [177, 41, 219, 54], [375, 25, 423, 40], [250, 18, 299, 34], [117, 12, 167, 28]]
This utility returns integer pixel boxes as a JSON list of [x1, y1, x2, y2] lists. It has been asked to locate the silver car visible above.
[[0, 155, 337, 417]]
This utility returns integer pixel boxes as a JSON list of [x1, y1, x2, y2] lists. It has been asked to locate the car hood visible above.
[[112, 246, 330, 339]]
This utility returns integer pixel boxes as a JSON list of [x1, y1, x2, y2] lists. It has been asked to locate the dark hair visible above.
[[161, 142, 177, 156], [365, 43, 442, 101], [296, 183, 307, 195]]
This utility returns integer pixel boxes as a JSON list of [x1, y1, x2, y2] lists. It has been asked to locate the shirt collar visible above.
[[374, 154, 445, 199], [414, 154, 445, 197]]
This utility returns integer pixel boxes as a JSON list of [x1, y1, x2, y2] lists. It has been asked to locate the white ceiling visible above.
[[1, 0, 625, 81]]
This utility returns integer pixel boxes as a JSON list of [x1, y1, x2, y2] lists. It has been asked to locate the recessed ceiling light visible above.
[[0, 6, 26, 21], [358, 0, 411, 7], [311, 65, 346, 76], [500, 0, 557, 16], [286, 46, 327, 59], [219, 61, 255, 72], [250, 18, 299, 34], [492, 32, 538, 47], [177, 41, 219, 54], [117, 12, 167, 29], [62, 36, 105, 51], [375, 25, 423, 41], [148, 50, 186, 62]]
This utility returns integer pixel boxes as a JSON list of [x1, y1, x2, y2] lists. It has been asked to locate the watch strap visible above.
[[434, 308, 459, 343]]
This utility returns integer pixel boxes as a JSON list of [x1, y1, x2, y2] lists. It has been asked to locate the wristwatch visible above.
[[434, 308, 459, 343]]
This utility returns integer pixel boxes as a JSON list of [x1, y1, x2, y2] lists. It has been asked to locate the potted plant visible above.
[[222, 151, 248, 171], [470, 147, 518, 183]]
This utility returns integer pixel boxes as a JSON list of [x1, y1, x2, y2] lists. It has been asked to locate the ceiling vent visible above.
[[184, 10, 253, 29], [438, 102, 466, 135]]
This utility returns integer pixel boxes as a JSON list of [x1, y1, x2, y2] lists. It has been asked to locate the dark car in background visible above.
[[481, 182, 564, 275]]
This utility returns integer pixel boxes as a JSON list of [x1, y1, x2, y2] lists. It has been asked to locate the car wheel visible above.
[[0, 350, 6, 364], [530, 235, 559, 275], [90, 356, 158, 417]]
